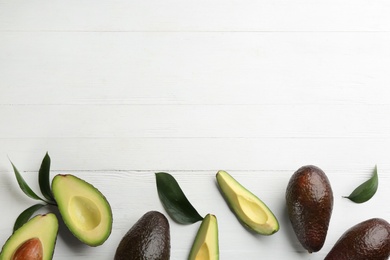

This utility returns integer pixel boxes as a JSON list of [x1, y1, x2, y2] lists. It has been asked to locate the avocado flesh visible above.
[[216, 170, 279, 235], [286, 165, 333, 253], [0, 213, 58, 260], [51, 174, 112, 246], [114, 211, 170, 260], [189, 214, 219, 260], [325, 218, 390, 260]]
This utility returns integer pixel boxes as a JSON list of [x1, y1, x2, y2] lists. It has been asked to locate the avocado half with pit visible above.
[[51, 174, 113, 246], [216, 170, 279, 235], [189, 214, 219, 260], [0, 213, 58, 260]]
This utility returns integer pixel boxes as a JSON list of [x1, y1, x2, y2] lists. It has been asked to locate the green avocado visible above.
[[0, 213, 58, 260], [51, 174, 113, 247], [286, 165, 333, 253], [114, 211, 170, 260], [216, 170, 279, 235], [189, 214, 219, 260], [325, 218, 390, 260]]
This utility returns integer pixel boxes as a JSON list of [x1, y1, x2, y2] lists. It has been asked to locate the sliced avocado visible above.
[[114, 211, 170, 260], [0, 213, 58, 260], [216, 170, 279, 235], [189, 214, 219, 260], [51, 174, 112, 246]]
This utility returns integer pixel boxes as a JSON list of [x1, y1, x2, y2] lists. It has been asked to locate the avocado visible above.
[[216, 170, 279, 235], [285, 165, 333, 253], [114, 211, 170, 260], [51, 174, 112, 246], [189, 214, 219, 260], [325, 218, 390, 260], [0, 213, 58, 260]]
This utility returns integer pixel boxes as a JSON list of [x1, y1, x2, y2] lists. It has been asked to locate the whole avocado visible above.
[[325, 218, 390, 260], [286, 165, 333, 253], [114, 211, 170, 260]]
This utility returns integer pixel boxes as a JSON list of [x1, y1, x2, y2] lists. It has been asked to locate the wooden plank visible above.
[[1, 104, 390, 139], [1, 137, 389, 171], [1, 0, 390, 32], [1, 32, 390, 105]]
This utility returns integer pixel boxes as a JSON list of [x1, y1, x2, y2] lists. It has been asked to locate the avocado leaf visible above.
[[344, 165, 378, 203], [13, 203, 45, 232], [155, 172, 203, 224], [38, 152, 55, 203], [10, 160, 46, 202]]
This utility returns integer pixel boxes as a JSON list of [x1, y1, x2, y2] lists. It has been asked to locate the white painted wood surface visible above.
[[1, 1, 390, 259]]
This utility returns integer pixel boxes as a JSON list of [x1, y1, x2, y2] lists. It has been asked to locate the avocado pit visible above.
[[11, 238, 43, 260]]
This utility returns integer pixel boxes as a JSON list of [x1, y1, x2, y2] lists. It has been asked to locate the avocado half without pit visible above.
[[51, 174, 113, 247], [0, 213, 58, 260], [189, 214, 219, 260], [216, 170, 279, 235]]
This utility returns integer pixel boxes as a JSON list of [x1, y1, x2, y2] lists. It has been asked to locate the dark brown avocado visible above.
[[325, 218, 390, 260], [114, 211, 170, 260], [285, 165, 333, 253]]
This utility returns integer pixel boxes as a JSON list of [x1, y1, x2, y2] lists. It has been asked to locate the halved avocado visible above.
[[216, 170, 279, 235], [189, 214, 219, 260], [51, 174, 112, 246], [0, 213, 58, 260]]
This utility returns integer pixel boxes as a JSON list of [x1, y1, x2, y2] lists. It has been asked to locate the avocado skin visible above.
[[325, 218, 390, 260], [114, 211, 170, 260], [0, 214, 58, 260], [286, 165, 333, 253]]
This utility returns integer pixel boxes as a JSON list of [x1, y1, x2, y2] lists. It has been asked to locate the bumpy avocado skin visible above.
[[325, 218, 390, 260], [114, 211, 170, 260], [286, 165, 333, 253]]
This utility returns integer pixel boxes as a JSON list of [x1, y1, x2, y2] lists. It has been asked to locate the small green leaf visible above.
[[344, 165, 378, 203], [155, 172, 203, 224], [39, 152, 55, 202], [13, 204, 45, 232], [10, 160, 45, 201]]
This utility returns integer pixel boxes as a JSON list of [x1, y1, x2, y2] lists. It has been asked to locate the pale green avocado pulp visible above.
[[216, 170, 279, 235], [69, 196, 102, 231], [0, 214, 58, 260], [51, 174, 113, 246], [189, 214, 219, 260]]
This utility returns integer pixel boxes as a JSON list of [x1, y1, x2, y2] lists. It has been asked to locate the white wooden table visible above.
[[1, 1, 390, 259]]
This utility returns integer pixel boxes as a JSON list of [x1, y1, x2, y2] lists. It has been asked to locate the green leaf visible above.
[[344, 165, 379, 203], [13, 204, 45, 232], [39, 152, 55, 202], [10, 160, 45, 202], [155, 172, 203, 224]]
